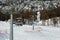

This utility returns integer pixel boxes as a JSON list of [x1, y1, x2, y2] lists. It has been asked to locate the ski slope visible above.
[[0, 21, 60, 40]]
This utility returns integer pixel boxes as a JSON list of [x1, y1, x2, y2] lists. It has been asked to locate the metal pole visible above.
[[32, 16, 34, 30], [10, 13, 13, 40], [33, 23, 34, 30]]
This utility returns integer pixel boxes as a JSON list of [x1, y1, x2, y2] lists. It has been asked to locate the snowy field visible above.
[[0, 21, 60, 40]]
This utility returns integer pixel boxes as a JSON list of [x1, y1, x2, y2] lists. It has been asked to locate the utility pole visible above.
[[10, 11, 13, 40], [10, 2, 14, 40]]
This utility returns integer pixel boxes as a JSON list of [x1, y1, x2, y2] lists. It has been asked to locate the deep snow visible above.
[[0, 21, 60, 40]]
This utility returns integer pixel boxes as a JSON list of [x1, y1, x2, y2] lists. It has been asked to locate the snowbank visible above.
[[0, 21, 60, 40]]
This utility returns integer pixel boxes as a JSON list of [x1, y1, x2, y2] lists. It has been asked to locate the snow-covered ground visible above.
[[0, 21, 60, 40]]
